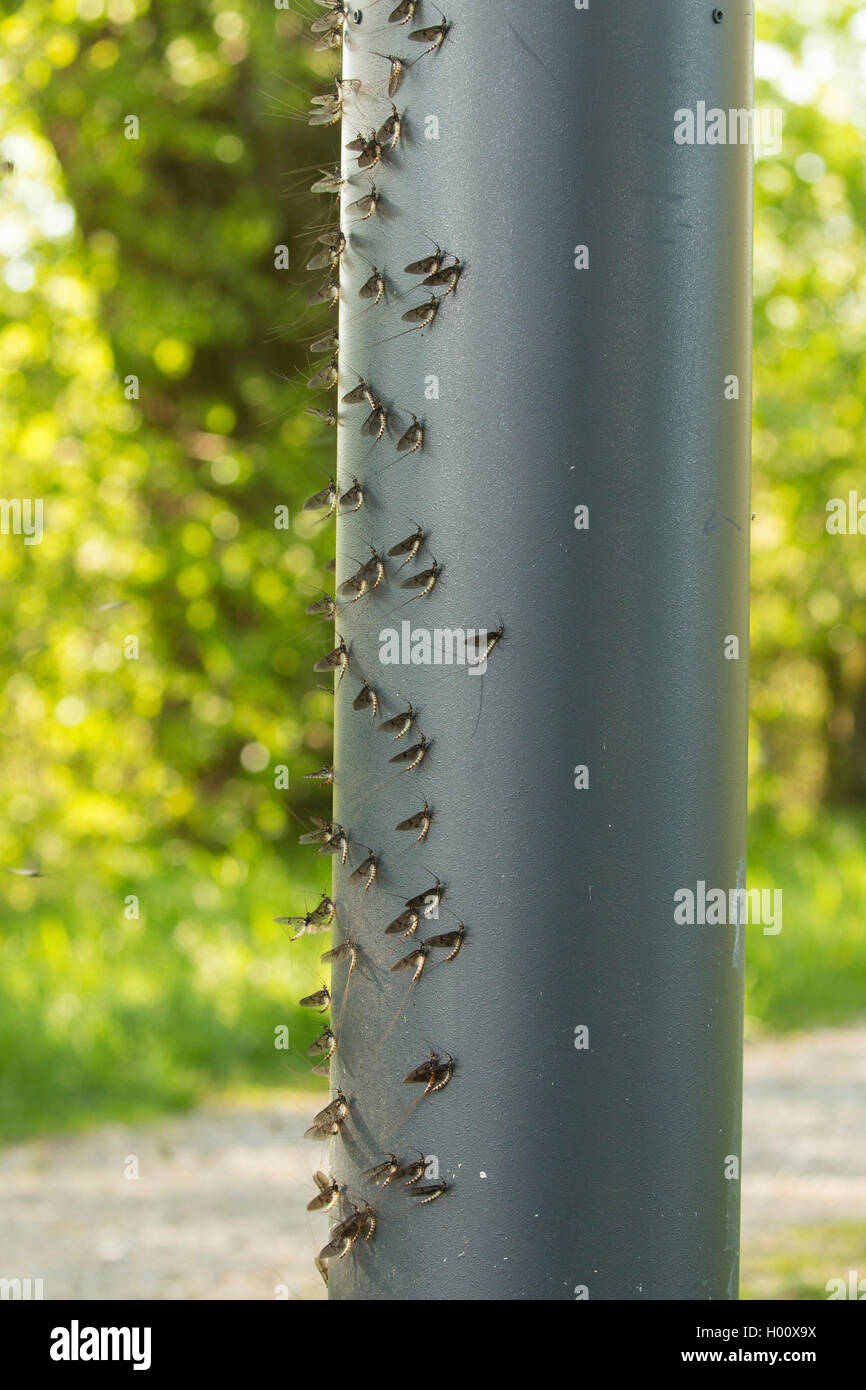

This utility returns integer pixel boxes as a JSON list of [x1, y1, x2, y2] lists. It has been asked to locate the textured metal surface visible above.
[[326, 0, 753, 1300]]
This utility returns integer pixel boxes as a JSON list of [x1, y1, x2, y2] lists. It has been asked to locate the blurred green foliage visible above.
[[0, 0, 864, 1140]]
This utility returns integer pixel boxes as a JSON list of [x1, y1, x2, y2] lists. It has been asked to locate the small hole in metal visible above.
[[352, 8, 363, 22], [712, 8, 724, 21]]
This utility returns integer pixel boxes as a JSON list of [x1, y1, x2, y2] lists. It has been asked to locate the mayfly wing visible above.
[[401, 296, 440, 326], [348, 849, 378, 890], [377, 702, 416, 739], [396, 416, 424, 453], [384, 907, 419, 937], [401, 1051, 437, 1086], [399, 559, 440, 595], [390, 944, 428, 982], [405, 876, 443, 914], [352, 682, 379, 717], [363, 1154, 399, 1187], [338, 478, 364, 512], [309, 893, 336, 925], [305, 592, 336, 618], [423, 925, 464, 960], [411, 1180, 448, 1204], [307, 1027, 337, 1059], [388, 736, 430, 769], [358, 268, 385, 303], [302, 480, 336, 515], [387, 526, 423, 566], [422, 259, 462, 295], [299, 987, 331, 1012], [388, 0, 416, 22], [307, 358, 339, 390], [376, 105, 402, 149], [404, 248, 442, 276], [394, 801, 432, 842], [345, 185, 380, 221]]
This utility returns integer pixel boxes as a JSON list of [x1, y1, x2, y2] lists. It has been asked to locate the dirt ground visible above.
[[1, 1024, 863, 1300]]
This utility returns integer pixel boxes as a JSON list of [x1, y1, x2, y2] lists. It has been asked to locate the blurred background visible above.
[[0, 0, 863, 1299]]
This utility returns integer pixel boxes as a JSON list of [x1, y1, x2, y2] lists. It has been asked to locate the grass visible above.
[[741, 1223, 866, 1300], [0, 809, 864, 1142]]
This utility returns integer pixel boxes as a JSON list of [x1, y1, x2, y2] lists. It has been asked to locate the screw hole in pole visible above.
[[712, 8, 724, 21]]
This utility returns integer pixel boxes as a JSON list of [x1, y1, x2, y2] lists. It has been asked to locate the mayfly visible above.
[[389, 734, 430, 770], [337, 563, 369, 604], [353, 682, 379, 718], [393, 1151, 427, 1185], [402, 1048, 454, 1095], [305, 234, 345, 271], [399, 558, 440, 598], [307, 1171, 341, 1213], [305, 592, 336, 619], [313, 636, 349, 682], [303, 480, 336, 517], [308, 1028, 337, 1061], [348, 847, 378, 891], [401, 296, 441, 329], [313, 1090, 350, 1126], [338, 477, 364, 513], [405, 874, 443, 919], [306, 406, 337, 427], [359, 266, 385, 305], [274, 906, 331, 940], [346, 185, 380, 221], [310, 168, 344, 195], [405, 246, 443, 277], [307, 275, 339, 308], [299, 986, 331, 1013], [467, 623, 505, 738], [412, 1180, 448, 1204], [423, 258, 462, 297], [318, 1203, 376, 1261], [377, 104, 402, 151], [346, 131, 382, 171], [384, 907, 419, 938], [307, 358, 339, 390], [320, 939, 358, 979], [361, 400, 389, 441], [298, 816, 337, 846], [341, 376, 376, 407], [363, 1154, 399, 1188], [319, 826, 349, 864], [423, 925, 464, 961], [396, 415, 424, 454], [395, 801, 432, 843], [390, 943, 428, 983], [310, 6, 346, 36], [389, 0, 417, 22], [303, 765, 335, 783], [378, 702, 417, 739], [375, 54, 408, 98], [310, 325, 339, 356], [387, 525, 423, 568], [409, 4, 450, 56]]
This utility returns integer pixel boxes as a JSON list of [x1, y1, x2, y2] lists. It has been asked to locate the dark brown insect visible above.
[[378, 702, 417, 740], [305, 592, 336, 618], [307, 275, 339, 307], [404, 247, 443, 277], [338, 477, 364, 513], [353, 683, 379, 719], [305, 1116, 341, 1142], [363, 1154, 400, 1187], [396, 415, 424, 454], [387, 526, 423, 567], [409, 9, 450, 56], [319, 827, 349, 864], [384, 907, 420, 938], [307, 1171, 341, 1213], [307, 357, 339, 390], [389, 734, 430, 770], [390, 943, 428, 982], [346, 185, 380, 221], [348, 848, 378, 892], [313, 637, 349, 682], [307, 1027, 337, 1060], [320, 939, 358, 977], [303, 480, 336, 516], [389, 0, 417, 22], [399, 558, 440, 597], [305, 242, 341, 272], [337, 559, 370, 604], [395, 801, 432, 842], [393, 1151, 427, 1185], [303, 766, 335, 783], [402, 1049, 453, 1094], [423, 258, 462, 296], [312, 1090, 349, 1126], [297, 816, 337, 846], [401, 296, 441, 328], [299, 986, 331, 1013], [342, 376, 376, 407], [375, 53, 407, 98], [318, 1203, 376, 1261], [424, 925, 464, 961], [361, 401, 388, 440], [412, 1179, 448, 1204], [377, 104, 402, 150], [405, 875, 443, 918], [359, 267, 385, 305]]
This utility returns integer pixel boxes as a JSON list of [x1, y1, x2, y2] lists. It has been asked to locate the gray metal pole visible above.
[[324, 0, 752, 1300]]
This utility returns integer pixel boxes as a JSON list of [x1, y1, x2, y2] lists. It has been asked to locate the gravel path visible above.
[[1, 1025, 863, 1300]]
